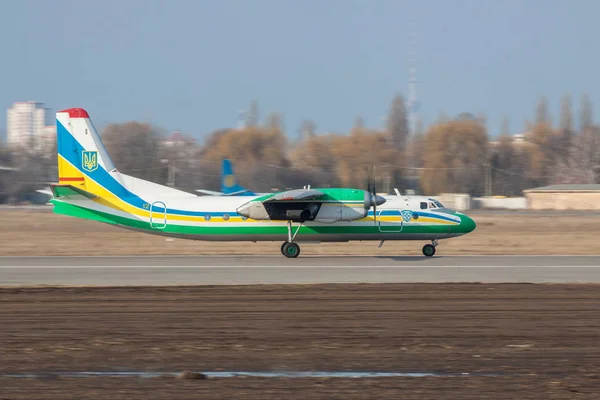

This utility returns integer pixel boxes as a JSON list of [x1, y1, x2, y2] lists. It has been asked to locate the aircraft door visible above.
[[377, 209, 403, 232], [150, 201, 167, 229]]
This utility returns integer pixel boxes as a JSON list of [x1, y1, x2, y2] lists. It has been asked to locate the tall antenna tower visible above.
[[236, 109, 246, 129], [407, 17, 418, 135], [403, 16, 420, 192]]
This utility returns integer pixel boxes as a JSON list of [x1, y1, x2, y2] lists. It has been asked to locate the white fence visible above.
[[472, 197, 527, 210], [432, 193, 472, 211], [427, 193, 528, 211]]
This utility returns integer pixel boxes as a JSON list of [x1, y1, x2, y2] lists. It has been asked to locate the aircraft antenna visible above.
[[407, 17, 418, 136], [404, 16, 420, 192]]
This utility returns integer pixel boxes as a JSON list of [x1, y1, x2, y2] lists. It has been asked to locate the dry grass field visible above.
[[0, 208, 599, 256]]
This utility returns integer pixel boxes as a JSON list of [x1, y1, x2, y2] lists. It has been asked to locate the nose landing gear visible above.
[[281, 242, 300, 258], [281, 220, 302, 258], [422, 239, 439, 257]]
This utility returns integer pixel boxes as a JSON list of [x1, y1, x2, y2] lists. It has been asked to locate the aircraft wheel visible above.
[[282, 242, 300, 258], [422, 244, 436, 257], [281, 242, 287, 253]]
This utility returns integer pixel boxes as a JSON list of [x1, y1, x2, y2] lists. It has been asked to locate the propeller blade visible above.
[[372, 165, 376, 194], [373, 198, 377, 225], [372, 165, 377, 225]]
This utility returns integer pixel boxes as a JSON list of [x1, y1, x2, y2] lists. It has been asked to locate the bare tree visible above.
[[558, 94, 574, 161], [420, 116, 488, 196], [554, 126, 600, 184], [101, 122, 167, 184], [580, 93, 593, 131], [265, 112, 283, 131], [386, 94, 409, 151], [535, 96, 551, 125], [298, 120, 316, 141], [246, 100, 259, 127]]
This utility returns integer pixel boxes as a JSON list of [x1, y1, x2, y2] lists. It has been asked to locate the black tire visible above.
[[422, 244, 436, 257], [282, 242, 301, 258], [281, 242, 287, 253]]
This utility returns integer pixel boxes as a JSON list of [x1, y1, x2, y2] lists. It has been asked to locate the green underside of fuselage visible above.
[[51, 200, 466, 239]]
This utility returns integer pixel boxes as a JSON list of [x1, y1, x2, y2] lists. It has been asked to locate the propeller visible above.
[[365, 165, 386, 225]]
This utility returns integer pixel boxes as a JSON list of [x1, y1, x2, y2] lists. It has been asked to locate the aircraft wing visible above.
[[195, 189, 224, 196], [265, 188, 325, 202]]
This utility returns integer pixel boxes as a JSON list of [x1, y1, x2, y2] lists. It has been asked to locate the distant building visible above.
[[488, 132, 531, 149], [524, 184, 600, 210], [6, 101, 54, 150], [160, 131, 196, 148], [512, 133, 527, 146], [159, 131, 199, 164], [41, 125, 57, 152]]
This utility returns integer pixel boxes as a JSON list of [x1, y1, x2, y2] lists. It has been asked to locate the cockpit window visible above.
[[420, 202, 427, 210], [425, 199, 444, 209]]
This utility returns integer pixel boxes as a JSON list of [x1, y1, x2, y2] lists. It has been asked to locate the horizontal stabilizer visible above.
[[195, 189, 252, 196], [224, 189, 252, 196], [195, 189, 225, 196], [51, 184, 98, 199], [266, 188, 325, 202]]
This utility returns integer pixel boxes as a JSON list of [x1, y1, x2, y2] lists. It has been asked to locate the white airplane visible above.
[[47, 108, 476, 258]]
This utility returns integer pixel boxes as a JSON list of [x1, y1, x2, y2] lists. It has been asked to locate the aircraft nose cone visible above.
[[236, 203, 251, 218], [460, 214, 476, 233]]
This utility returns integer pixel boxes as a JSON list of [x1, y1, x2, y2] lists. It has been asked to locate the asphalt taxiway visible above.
[[0, 255, 599, 285]]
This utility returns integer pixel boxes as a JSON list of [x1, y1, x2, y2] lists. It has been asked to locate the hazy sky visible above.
[[1, 0, 599, 139]]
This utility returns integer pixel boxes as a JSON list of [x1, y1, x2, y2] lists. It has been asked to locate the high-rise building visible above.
[[6, 101, 54, 150]]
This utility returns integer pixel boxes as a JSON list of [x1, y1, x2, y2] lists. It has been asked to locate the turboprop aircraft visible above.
[[195, 159, 257, 196], [48, 108, 476, 258]]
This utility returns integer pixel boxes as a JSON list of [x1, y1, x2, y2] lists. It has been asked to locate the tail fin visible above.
[[221, 159, 256, 196], [55, 108, 128, 197]]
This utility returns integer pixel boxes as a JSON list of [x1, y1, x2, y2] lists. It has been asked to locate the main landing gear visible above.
[[422, 239, 439, 257], [281, 221, 303, 258]]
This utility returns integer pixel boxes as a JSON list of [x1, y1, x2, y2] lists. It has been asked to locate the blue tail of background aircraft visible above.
[[221, 159, 256, 196]]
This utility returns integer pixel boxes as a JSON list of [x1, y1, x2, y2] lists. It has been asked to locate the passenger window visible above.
[[420, 202, 427, 209]]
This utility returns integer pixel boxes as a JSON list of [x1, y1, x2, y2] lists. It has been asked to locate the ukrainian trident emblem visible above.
[[82, 151, 98, 172]]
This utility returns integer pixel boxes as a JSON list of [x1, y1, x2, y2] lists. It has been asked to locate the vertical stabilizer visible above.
[[221, 159, 256, 196], [56, 108, 127, 197]]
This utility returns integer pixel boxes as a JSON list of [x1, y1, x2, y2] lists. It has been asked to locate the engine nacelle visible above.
[[313, 203, 368, 223], [313, 190, 386, 223], [236, 189, 386, 223]]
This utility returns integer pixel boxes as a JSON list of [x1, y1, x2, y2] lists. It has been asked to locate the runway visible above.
[[1, 255, 599, 285]]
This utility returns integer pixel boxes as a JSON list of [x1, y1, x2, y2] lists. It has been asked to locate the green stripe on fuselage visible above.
[[50, 200, 472, 239], [51, 200, 119, 225]]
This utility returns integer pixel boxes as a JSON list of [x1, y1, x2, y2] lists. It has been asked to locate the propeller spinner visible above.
[[365, 166, 386, 224]]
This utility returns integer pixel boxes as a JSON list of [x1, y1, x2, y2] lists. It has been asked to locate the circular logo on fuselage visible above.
[[400, 210, 413, 222]]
